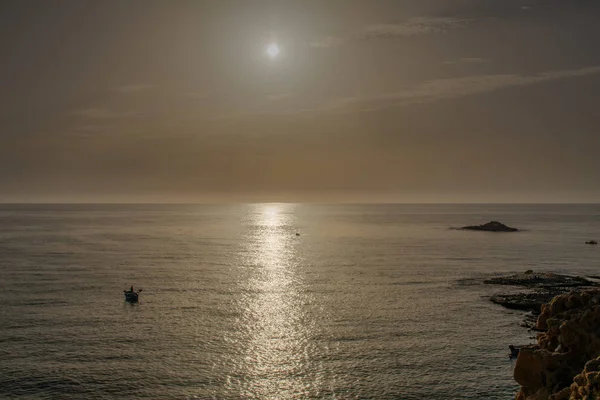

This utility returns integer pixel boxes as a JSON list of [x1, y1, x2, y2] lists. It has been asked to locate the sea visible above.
[[0, 203, 598, 399]]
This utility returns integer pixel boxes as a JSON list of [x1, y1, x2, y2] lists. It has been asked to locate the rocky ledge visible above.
[[513, 289, 600, 399], [461, 220, 519, 232], [485, 272, 598, 321]]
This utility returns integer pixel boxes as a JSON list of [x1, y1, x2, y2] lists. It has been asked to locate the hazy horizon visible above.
[[1, 196, 599, 205], [2, 0, 599, 203]]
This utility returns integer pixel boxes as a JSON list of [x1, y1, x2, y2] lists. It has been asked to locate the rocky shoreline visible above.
[[485, 272, 600, 399], [485, 272, 598, 328], [514, 289, 600, 399]]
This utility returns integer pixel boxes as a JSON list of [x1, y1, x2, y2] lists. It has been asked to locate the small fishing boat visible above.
[[124, 286, 142, 303], [509, 345, 520, 359], [586, 240, 598, 245]]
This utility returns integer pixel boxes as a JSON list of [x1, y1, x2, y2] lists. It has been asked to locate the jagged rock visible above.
[[485, 273, 598, 322], [485, 272, 596, 289], [567, 356, 600, 399], [513, 289, 600, 400], [490, 292, 557, 313], [461, 220, 519, 232]]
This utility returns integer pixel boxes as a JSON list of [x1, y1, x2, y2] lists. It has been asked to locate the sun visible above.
[[266, 43, 280, 59]]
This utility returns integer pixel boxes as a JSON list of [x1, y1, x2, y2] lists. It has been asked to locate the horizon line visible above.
[[1, 201, 599, 205]]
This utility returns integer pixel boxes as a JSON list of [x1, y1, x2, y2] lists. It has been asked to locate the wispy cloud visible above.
[[318, 66, 600, 114], [310, 36, 344, 48], [223, 66, 600, 120], [72, 108, 140, 119], [443, 57, 489, 65], [187, 92, 210, 100], [462, 57, 487, 63], [74, 125, 108, 132], [112, 84, 153, 94], [266, 93, 291, 101], [69, 125, 116, 137], [310, 17, 470, 51], [360, 17, 470, 39]]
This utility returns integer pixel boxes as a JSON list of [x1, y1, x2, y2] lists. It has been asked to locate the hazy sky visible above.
[[1, 0, 599, 202]]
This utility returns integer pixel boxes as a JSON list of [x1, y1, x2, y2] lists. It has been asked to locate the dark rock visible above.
[[513, 289, 600, 400], [460, 220, 518, 232], [484, 272, 596, 289], [485, 272, 598, 328], [490, 292, 558, 314]]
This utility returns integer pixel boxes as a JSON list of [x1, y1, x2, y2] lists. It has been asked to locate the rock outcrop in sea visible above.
[[461, 220, 519, 232], [513, 289, 600, 400], [484, 272, 597, 327]]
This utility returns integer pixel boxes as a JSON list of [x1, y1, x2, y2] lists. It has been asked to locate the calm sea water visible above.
[[1, 204, 599, 399]]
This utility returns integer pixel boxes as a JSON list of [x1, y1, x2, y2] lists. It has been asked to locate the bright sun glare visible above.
[[266, 43, 280, 59]]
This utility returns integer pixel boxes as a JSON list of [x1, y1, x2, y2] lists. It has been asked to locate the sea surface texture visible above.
[[1, 204, 598, 399]]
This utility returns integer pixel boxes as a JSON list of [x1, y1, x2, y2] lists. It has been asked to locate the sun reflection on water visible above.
[[233, 203, 316, 398]]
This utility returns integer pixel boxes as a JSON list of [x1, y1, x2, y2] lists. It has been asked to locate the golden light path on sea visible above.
[[233, 204, 317, 398]]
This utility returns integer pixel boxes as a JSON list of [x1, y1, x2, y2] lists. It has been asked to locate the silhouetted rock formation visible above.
[[513, 289, 600, 400], [485, 272, 595, 290], [461, 220, 519, 232], [485, 272, 597, 317]]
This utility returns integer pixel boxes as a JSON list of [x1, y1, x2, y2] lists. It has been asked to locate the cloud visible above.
[[112, 84, 153, 93], [461, 57, 487, 63], [318, 66, 600, 114], [310, 36, 344, 48], [266, 93, 291, 101], [74, 125, 107, 132], [310, 17, 469, 50], [69, 125, 117, 137], [73, 108, 121, 119], [360, 17, 470, 39], [443, 57, 489, 65], [223, 65, 600, 120], [72, 108, 140, 119], [187, 92, 210, 100]]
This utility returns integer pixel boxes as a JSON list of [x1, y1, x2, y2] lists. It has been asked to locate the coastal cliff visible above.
[[514, 289, 600, 400]]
